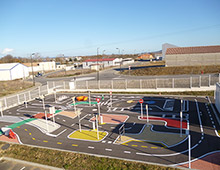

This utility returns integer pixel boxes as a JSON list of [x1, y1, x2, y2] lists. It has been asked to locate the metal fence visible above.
[[62, 74, 220, 90]]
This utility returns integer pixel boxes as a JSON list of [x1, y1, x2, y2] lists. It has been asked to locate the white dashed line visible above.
[[105, 148, 112, 152], [198, 140, 202, 144], [212, 121, 214, 124], [124, 151, 131, 154], [108, 141, 112, 144], [102, 141, 106, 143], [120, 108, 124, 112], [63, 119, 66, 122], [88, 146, 94, 149], [112, 108, 117, 111], [71, 123, 75, 127]]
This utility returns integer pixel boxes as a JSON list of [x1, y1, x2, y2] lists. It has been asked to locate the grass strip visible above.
[[0, 142, 179, 170]]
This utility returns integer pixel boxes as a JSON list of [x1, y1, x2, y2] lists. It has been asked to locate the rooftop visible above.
[[166, 45, 220, 55], [84, 58, 116, 62], [0, 63, 24, 70]]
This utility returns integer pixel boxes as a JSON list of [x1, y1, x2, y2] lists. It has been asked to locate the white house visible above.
[[0, 63, 29, 81], [83, 58, 122, 69], [23, 61, 56, 72]]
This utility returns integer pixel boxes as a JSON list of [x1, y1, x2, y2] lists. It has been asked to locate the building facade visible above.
[[83, 58, 122, 69], [0, 63, 29, 81], [165, 45, 220, 67]]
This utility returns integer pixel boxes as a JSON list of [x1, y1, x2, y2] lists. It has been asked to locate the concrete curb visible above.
[[0, 157, 64, 170]]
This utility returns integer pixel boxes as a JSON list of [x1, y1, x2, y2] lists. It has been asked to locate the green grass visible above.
[[122, 65, 220, 76], [0, 142, 179, 170]]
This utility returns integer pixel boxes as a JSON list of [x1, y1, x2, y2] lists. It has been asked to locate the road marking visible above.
[[72, 144, 78, 147], [32, 138, 35, 140], [29, 133, 31, 135], [151, 147, 158, 149], [195, 100, 203, 133], [198, 140, 202, 144], [113, 108, 117, 111], [132, 145, 138, 147], [210, 117, 213, 120], [57, 117, 60, 119], [71, 123, 75, 127], [122, 143, 128, 146], [25, 129, 27, 131], [120, 108, 124, 112], [57, 142, 62, 144], [105, 148, 112, 151], [108, 141, 112, 144], [43, 140, 48, 143], [102, 141, 106, 143], [110, 127, 115, 129], [63, 119, 66, 122], [213, 125, 216, 129], [124, 151, 131, 154], [141, 146, 148, 148], [17, 126, 20, 128], [88, 146, 94, 149], [162, 114, 165, 118], [84, 124, 89, 126], [20, 167, 25, 170], [212, 121, 214, 124]]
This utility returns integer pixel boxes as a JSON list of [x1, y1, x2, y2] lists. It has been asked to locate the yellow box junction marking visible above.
[[68, 130, 107, 141]]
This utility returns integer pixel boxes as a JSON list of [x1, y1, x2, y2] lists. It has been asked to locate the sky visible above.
[[0, 0, 220, 57]]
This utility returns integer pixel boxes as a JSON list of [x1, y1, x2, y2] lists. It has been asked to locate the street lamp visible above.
[[30, 53, 35, 86], [116, 48, 122, 74], [97, 47, 100, 81]]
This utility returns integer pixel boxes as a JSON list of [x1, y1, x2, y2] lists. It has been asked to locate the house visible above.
[[0, 63, 29, 81], [165, 45, 220, 67], [23, 61, 56, 72], [83, 58, 122, 69], [138, 53, 154, 60]]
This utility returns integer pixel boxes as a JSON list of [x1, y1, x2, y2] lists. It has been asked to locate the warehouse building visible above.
[[0, 63, 29, 81], [165, 45, 220, 67]]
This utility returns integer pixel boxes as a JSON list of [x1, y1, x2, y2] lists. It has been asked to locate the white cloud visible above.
[[1, 48, 14, 55]]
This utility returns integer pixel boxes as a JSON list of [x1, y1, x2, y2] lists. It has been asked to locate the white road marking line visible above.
[[108, 141, 112, 144], [88, 146, 94, 149], [162, 114, 165, 118], [84, 124, 89, 126], [212, 121, 214, 124], [63, 119, 66, 122], [110, 127, 115, 129], [124, 151, 131, 154], [102, 141, 106, 143], [213, 125, 216, 129], [120, 108, 124, 112], [195, 100, 203, 133], [198, 140, 202, 144], [210, 117, 213, 121], [92, 109, 97, 111], [201, 136, 204, 140], [113, 108, 117, 111], [20, 167, 25, 170], [105, 148, 112, 151], [57, 117, 60, 119], [71, 123, 75, 127]]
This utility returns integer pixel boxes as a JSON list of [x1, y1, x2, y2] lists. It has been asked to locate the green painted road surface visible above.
[[71, 101, 97, 105]]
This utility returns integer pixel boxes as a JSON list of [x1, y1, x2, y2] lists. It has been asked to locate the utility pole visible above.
[[30, 53, 35, 86], [97, 47, 100, 81]]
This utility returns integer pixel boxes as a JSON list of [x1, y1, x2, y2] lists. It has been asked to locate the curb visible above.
[[0, 157, 64, 170]]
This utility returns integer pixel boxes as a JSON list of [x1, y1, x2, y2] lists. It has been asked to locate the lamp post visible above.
[[116, 48, 122, 74], [30, 53, 35, 86], [97, 47, 100, 81]]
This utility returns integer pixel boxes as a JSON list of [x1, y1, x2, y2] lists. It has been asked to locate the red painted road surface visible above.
[[32, 112, 53, 119], [140, 116, 187, 129]]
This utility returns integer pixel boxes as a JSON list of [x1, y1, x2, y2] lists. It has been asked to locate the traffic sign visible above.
[[96, 98, 101, 103], [139, 99, 143, 104], [110, 91, 112, 95]]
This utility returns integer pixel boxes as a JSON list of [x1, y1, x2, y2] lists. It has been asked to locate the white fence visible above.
[[215, 83, 220, 114]]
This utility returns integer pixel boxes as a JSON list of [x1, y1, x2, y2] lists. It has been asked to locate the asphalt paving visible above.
[[0, 93, 219, 167]]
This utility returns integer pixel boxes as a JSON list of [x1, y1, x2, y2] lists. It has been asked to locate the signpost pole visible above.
[[54, 89, 57, 103], [24, 93, 27, 108], [96, 114, 99, 140], [189, 134, 191, 169], [44, 110, 49, 133], [180, 111, 182, 137], [146, 104, 149, 125], [42, 96, 45, 110], [88, 91, 91, 106], [141, 103, 143, 118]]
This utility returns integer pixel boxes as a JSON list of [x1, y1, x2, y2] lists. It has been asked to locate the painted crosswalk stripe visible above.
[[102, 141, 106, 143], [88, 146, 94, 149], [108, 141, 112, 144], [124, 151, 131, 154], [120, 108, 124, 111], [105, 148, 112, 151], [113, 108, 117, 111]]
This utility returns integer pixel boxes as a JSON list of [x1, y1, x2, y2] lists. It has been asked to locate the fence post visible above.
[[63, 81, 66, 89], [111, 80, 113, 89], [4, 98, 7, 109], [86, 81, 88, 90], [219, 73, 220, 83], [199, 76, 201, 87], [172, 78, 174, 88], [17, 94, 20, 104], [140, 79, 142, 89], [155, 79, 157, 89], [190, 77, 192, 88], [208, 75, 211, 87]]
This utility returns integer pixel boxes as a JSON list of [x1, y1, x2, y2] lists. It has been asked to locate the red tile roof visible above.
[[84, 58, 116, 62], [166, 45, 220, 55]]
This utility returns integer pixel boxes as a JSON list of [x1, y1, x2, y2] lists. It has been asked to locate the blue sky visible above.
[[0, 0, 220, 57]]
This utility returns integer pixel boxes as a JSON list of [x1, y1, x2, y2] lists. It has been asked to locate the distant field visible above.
[[0, 80, 33, 97], [0, 142, 179, 170], [122, 65, 220, 76], [47, 69, 96, 78]]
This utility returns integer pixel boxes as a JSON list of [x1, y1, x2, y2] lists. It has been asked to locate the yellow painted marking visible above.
[[29, 133, 31, 135], [43, 140, 48, 143], [141, 146, 148, 148], [57, 142, 62, 145], [32, 138, 35, 140], [25, 129, 28, 131], [69, 130, 107, 141], [122, 143, 128, 146], [127, 100, 133, 103], [151, 147, 158, 149], [72, 144, 78, 147], [132, 145, 138, 147], [17, 126, 20, 128]]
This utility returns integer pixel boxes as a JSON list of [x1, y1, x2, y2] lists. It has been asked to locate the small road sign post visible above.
[[110, 91, 112, 109], [54, 88, 57, 103], [189, 134, 191, 169], [96, 98, 101, 117], [72, 97, 77, 117], [88, 91, 91, 106], [146, 104, 149, 125], [180, 111, 183, 137], [49, 106, 56, 127], [139, 99, 144, 118]]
